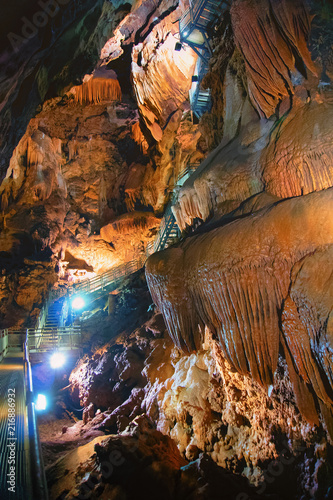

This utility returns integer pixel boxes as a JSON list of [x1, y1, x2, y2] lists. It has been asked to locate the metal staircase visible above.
[[147, 165, 198, 255], [178, 0, 230, 119], [0, 334, 48, 499], [151, 205, 180, 254], [44, 298, 64, 329], [27, 165, 199, 335], [189, 59, 211, 119]]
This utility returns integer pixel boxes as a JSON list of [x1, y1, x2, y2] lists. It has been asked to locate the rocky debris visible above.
[[65, 309, 333, 498], [47, 414, 277, 500]]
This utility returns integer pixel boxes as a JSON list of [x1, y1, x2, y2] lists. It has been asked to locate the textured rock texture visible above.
[[147, 189, 333, 432], [66, 309, 333, 499], [46, 414, 279, 500], [230, 0, 317, 118], [0, 0, 332, 498], [0, 0, 127, 178], [0, 0, 204, 326]]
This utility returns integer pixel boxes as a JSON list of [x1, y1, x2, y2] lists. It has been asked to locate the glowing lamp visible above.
[[50, 352, 66, 369], [36, 394, 47, 411], [72, 296, 85, 310]]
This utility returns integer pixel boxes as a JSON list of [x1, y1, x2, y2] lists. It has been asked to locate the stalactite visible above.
[[27, 137, 44, 166], [262, 100, 333, 197], [125, 183, 158, 212], [52, 137, 62, 156], [1, 189, 9, 212], [281, 246, 333, 434], [101, 212, 160, 242], [131, 122, 148, 152], [230, 0, 317, 118], [73, 76, 122, 105], [146, 188, 333, 395], [125, 188, 140, 211], [68, 140, 78, 161]]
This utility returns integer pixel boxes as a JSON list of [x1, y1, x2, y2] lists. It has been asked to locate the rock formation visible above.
[[0, 0, 333, 498]]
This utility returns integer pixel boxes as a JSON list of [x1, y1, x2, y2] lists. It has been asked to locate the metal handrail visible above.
[[24, 332, 49, 500], [6, 327, 82, 353], [179, 0, 230, 118]]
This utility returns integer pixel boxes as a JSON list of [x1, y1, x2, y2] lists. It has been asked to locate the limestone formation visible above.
[[0, 0, 332, 498]]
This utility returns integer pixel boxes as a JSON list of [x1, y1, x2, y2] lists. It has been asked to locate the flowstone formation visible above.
[[145, 0, 333, 490], [0, 0, 332, 498]]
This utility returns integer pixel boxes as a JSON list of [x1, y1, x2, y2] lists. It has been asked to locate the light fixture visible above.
[[50, 352, 66, 369], [35, 394, 47, 411], [72, 296, 85, 310]]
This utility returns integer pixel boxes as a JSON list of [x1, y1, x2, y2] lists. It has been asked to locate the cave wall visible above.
[[0, 0, 332, 496], [145, 0, 333, 466], [0, 0, 205, 327], [0, 0, 132, 178]]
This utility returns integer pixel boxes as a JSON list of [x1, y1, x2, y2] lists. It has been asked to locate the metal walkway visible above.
[[147, 165, 198, 254], [0, 338, 48, 500], [0, 354, 29, 500], [178, 0, 230, 119]]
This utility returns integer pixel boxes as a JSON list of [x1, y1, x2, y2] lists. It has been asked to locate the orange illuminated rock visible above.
[[230, 0, 317, 118], [72, 69, 122, 105], [281, 246, 333, 434], [262, 99, 333, 197], [100, 212, 160, 262], [146, 188, 333, 393]]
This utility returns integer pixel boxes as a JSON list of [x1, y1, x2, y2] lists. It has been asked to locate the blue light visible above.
[[50, 352, 66, 369], [35, 394, 47, 411], [72, 296, 85, 310]]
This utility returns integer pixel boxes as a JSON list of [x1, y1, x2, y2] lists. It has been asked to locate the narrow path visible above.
[[0, 354, 32, 499]]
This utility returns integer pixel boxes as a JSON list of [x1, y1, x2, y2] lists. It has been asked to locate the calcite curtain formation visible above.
[[73, 69, 122, 105], [146, 0, 333, 436], [146, 190, 333, 431], [230, 0, 317, 118]]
